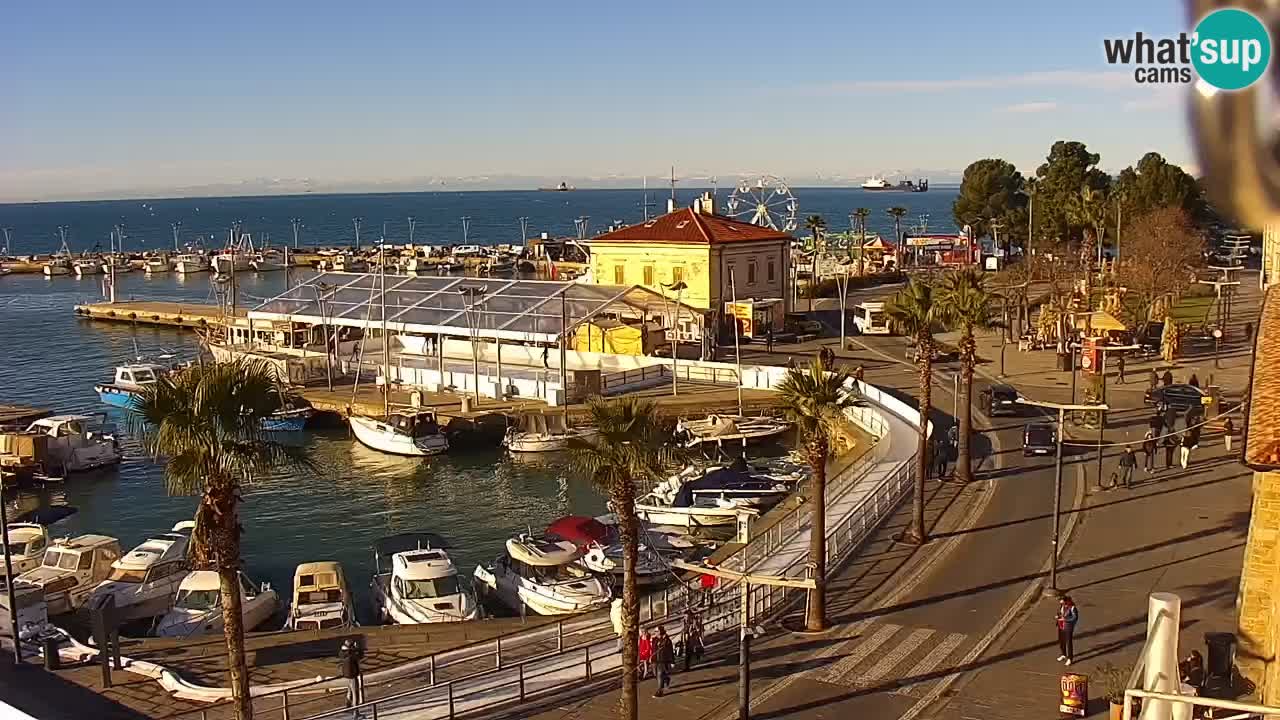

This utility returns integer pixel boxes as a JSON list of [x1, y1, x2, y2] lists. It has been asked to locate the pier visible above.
[[0, 404, 50, 426], [72, 300, 241, 329]]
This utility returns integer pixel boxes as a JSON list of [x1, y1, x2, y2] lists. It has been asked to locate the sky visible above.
[[2, 0, 1194, 202]]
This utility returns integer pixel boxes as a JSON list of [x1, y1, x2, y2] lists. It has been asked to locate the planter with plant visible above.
[[1094, 662, 1130, 720]]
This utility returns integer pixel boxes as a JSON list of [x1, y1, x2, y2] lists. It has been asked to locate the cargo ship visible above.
[[538, 181, 575, 192], [861, 176, 928, 192]]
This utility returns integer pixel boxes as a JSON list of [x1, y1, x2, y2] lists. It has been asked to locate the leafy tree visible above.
[[571, 398, 680, 720], [1069, 185, 1109, 307], [775, 358, 861, 631], [1116, 207, 1206, 334], [953, 159, 1027, 250], [803, 214, 826, 251], [853, 207, 871, 275], [1035, 141, 1111, 244], [936, 268, 1000, 483], [130, 360, 308, 720], [803, 215, 827, 311], [1113, 152, 1207, 225], [884, 279, 943, 543]]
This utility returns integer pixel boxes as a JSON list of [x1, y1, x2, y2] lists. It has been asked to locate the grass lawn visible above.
[[1167, 295, 1215, 326]]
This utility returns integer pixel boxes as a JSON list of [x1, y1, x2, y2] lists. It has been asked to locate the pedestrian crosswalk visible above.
[[807, 622, 973, 697]]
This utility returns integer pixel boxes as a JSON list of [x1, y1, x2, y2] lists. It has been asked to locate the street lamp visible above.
[[310, 282, 336, 391], [461, 216, 472, 245], [291, 218, 303, 249], [459, 285, 487, 403], [1016, 397, 1108, 593], [352, 217, 363, 251], [171, 221, 182, 252], [662, 280, 688, 397], [835, 267, 852, 349], [407, 216, 416, 246]]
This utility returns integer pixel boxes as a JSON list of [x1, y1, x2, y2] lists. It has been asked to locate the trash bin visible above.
[[42, 637, 60, 670], [1058, 353, 1072, 372]]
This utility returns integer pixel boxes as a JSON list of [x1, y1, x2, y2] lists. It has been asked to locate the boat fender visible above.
[[128, 313, 137, 320]]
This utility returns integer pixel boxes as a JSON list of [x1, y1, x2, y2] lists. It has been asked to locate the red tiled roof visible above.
[[1245, 287, 1280, 469], [591, 208, 793, 245]]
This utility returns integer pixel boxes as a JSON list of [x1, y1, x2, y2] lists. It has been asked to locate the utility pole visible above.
[[836, 269, 851, 349], [407, 216, 416, 247], [730, 268, 744, 418], [518, 216, 529, 245], [352, 217, 363, 251], [291, 217, 302, 249], [663, 281, 688, 396], [461, 216, 471, 245]]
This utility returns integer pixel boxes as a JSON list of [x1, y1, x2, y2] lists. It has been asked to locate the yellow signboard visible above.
[[725, 301, 753, 337]]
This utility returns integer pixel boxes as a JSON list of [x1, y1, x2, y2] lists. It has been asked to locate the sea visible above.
[[0, 187, 958, 623]]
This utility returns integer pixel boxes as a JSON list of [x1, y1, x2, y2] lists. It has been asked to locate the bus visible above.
[[852, 302, 890, 335]]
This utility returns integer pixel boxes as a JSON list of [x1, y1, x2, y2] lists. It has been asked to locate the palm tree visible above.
[[774, 358, 860, 631], [1069, 186, 1108, 310], [803, 215, 827, 311], [570, 398, 680, 720], [130, 360, 308, 720], [887, 207, 908, 269], [936, 268, 1000, 483], [853, 208, 871, 275], [884, 279, 943, 544]]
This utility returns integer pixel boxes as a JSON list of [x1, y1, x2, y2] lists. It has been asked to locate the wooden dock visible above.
[[73, 300, 240, 329], [0, 404, 50, 426]]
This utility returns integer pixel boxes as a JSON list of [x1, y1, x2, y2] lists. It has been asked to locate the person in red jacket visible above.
[[638, 629, 654, 680]]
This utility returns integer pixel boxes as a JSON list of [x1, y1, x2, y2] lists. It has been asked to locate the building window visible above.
[[767, 261, 776, 282], [672, 266, 684, 284], [748, 262, 757, 284], [614, 264, 625, 284], [643, 265, 654, 286]]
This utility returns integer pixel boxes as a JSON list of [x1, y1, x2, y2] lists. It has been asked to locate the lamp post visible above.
[[460, 285, 487, 403], [518, 217, 529, 245], [662, 280, 688, 396], [291, 217, 303, 249], [835, 268, 851, 349], [352, 217, 363, 251], [1016, 397, 1108, 593], [311, 282, 335, 391], [461, 216, 472, 245], [171, 221, 182, 252], [407, 216, 416, 247]]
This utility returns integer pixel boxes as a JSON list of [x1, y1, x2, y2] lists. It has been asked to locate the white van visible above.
[[852, 302, 890, 335]]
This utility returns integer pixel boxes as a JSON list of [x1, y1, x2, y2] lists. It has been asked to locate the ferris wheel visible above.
[[725, 175, 799, 232]]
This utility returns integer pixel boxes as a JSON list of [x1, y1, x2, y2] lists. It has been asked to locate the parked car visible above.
[[1144, 384, 1207, 411], [983, 385, 1020, 417], [1023, 422, 1057, 457]]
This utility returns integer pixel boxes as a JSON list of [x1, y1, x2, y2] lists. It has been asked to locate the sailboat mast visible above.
[[380, 245, 390, 418]]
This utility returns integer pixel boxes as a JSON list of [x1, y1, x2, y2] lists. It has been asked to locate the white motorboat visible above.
[[473, 534, 612, 616], [17, 535, 122, 616], [250, 253, 286, 272], [144, 255, 172, 274], [0, 523, 51, 580], [74, 258, 103, 276], [675, 415, 792, 448], [94, 362, 168, 409], [545, 516, 673, 587], [504, 413, 597, 453], [42, 256, 72, 276], [371, 533, 479, 625], [104, 254, 134, 273], [349, 410, 449, 456], [25, 414, 123, 473], [212, 252, 251, 274], [436, 260, 464, 273], [633, 464, 794, 529], [173, 254, 210, 273], [85, 521, 194, 622], [332, 253, 368, 272], [155, 570, 279, 638], [861, 175, 891, 190], [283, 561, 358, 631]]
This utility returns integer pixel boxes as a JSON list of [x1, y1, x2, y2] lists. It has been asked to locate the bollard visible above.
[[42, 637, 59, 670]]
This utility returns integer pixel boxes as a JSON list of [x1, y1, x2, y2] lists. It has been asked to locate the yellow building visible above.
[[588, 194, 792, 338]]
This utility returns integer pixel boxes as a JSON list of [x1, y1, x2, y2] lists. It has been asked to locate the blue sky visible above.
[[3, 0, 1192, 201]]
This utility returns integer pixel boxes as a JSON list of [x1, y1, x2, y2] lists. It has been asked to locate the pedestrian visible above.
[[638, 629, 654, 680], [1118, 446, 1137, 488], [338, 638, 364, 710], [685, 614, 705, 666], [1162, 369, 1174, 387], [1056, 595, 1079, 666], [1164, 404, 1179, 433], [1180, 432, 1194, 469], [1149, 413, 1164, 434], [1189, 372, 1200, 388], [1224, 417, 1235, 452], [653, 626, 675, 697], [542, 345, 550, 369], [1142, 430, 1157, 473], [1116, 355, 1126, 384], [765, 327, 774, 353], [1245, 321, 1254, 343], [853, 364, 865, 382], [1149, 368, 1159, 390], [1164, 433, 1178, 470], [786, 356, 796, 369]]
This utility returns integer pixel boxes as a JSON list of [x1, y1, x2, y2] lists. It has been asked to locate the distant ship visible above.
[[538, 181, 575, 192], [861, 176, 928, 192]]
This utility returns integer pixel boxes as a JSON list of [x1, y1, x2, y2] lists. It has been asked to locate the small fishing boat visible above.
[[17, 535, 122, 616], [74, 258, 103, 276], [104, 254, 134, 273], [675, 414, 792, 448], [262, 406, 313, 432], [144, 255, 172, 274], [504, 413, 597, 453], [154, 570, 279, 638], [545, 516, 672, 587], [633, 464, 793, 529], [94, 363, 168, 409], [0, 523, 51, 580], [250, 253, 286, 272], [436, 260, 464, 273], [481, 259, 515, 276], [349, 410, 449, 456], [42, 256, 72, 276], [173, 254, 210, 274], [473, 534, 612, 616], [371, 533, 479, 624], [85, 521, 194, 622], [24, 414, 123, 473], [332, 253, 368, 272], [283, 561, 358, 631]]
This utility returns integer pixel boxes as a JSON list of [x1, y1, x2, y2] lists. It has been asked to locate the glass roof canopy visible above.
[[249, 272, 694, 344]]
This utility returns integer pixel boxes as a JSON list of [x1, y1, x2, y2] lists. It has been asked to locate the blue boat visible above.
[[262, 407, 313, 432], [95, 363, 168, 409], [95, 384, 140, 409]]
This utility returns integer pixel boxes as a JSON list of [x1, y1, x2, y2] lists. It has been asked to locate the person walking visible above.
[[685, 614, 705, 666], [1180, 432, 1195, 469], [1224, 416, 1235, 452], [1118, 446, 1137, 488], [653, 626, 675, 697], [1148, 368, 1159, 391], [1164, 433, 1178, 470], [542, 345, 550, 369], [339, 638, 364, 711], [1162, 369, 1175, 387], [765, 326, 775, 353], [638, 629, 654, 680], [1116, 355, 1126, 384], [1189, 372, 1200, 388], [1056, 595, 1079, 665], [1142, 430, 1157, 473]]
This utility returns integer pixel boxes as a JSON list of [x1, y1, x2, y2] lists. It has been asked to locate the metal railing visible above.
[[600, 364, 666, 393], [1121, 689, 1277, 720]]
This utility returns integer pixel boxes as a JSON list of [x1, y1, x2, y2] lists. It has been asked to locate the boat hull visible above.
[[505, 428, 598, 453], [632, 506, 740, 529], [349, 415, 448, 456], [43, 265, 71, 276], [262, 408, 313, 432], [95, 385, 140, 409]]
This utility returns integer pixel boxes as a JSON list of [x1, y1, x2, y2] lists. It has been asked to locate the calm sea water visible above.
[[0, 188, 958, 622], [0, 187, 959, 256]]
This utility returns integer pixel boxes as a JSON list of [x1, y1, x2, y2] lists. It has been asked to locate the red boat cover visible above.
[[546, 516, 610, 547]]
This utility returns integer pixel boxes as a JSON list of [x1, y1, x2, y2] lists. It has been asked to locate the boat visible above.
[[349, 410, 449, 456], [24, 414, 123, 473], [283, 561, 358, 631], [481, 259, 515, 276], [861, 175, 891, 190], [262, 406, 313, 432], [104, 254, 134, 273], [332, 253, 368, 272], [545, 516, 673, 587], [473, 534, 612, 616], [85, 521, 194, 622], [633, 463, 794, 529], [675, 414, 792, 448], [17, 534, 122, 616], [0, 523, 51, 580], [74, 258, 103, 276], [154, 570, 280, 638], [503, 413, 598, 453], [538, 182, 575, 192], [399, 256, 430, 274], [0, 580, 51, 644], [144, 255, 172, 274], [250, 252, 286, 272], [42, 256, 72, 277], [173, 253, 210, 274], [212, 252, 251, 274], [371, 533, 479, 624], [436, 260, 464, 273], [861, 176, 929, 192], [94, 362, 168, 409]]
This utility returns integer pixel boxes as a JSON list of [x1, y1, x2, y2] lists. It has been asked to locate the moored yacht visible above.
[[675, 414, 792, 448], [155, 570, 279, 638], [173, 253, 211, 274], [42, 256, 72, 276], [17, 534, 122, 615], [25, 414, 122, 473], [74, 258, 103, 276], [349, 410, 449, 456], [371, 533, 479, 624], [633, 464, 794, 529], [332, 253, 368, 272], [473, 534, 612, 616], [86, 521, 194, 622], [504, 413, 597, 453], [545, 516, 673, 587], [283, 561, 357, 631], [144, 255, 172, 273], [0, 523, 51, 580], [94, 363, 168, 409]]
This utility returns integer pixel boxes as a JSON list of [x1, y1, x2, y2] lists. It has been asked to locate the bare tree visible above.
[[1115, 207, 1205, 332]]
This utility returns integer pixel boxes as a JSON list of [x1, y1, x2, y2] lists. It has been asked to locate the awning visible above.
[[861, 237, 894, 251], [1074, 310, 1127, 332]]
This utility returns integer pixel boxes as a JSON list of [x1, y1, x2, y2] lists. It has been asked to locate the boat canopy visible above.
[[179, 570, 222, 592], [506, 536, 583, 567], [672, 467, 784, 508], [293, 561, 347, 605], [392, 549, 457, 580], [375, 533, 451, 562], [545, 516, 610, 548]]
